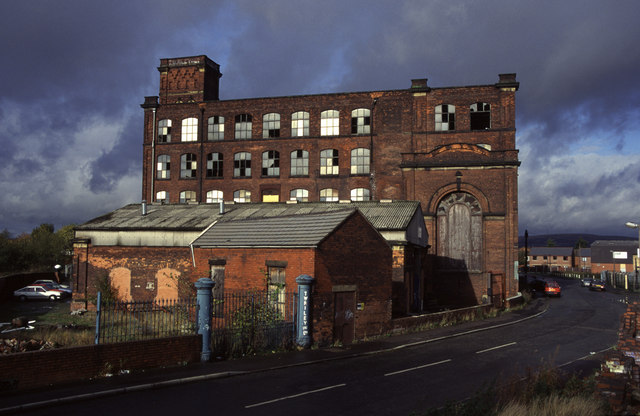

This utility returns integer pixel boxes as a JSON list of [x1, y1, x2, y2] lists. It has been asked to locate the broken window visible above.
[[470, 102, 491, 130], [157, 154, 170, 179], [320, 149, 339, 176], [290, 150, 309, 176], [207, 116, 224, 141], [263, 113, 280, 138], [206, 152, 223, 178], [351, 108, 371, 135], [180, 153, 197, 178], [157, 119, 172, 142], [235, 114, 252, 139], [262, 150, 280, 177], [435, 104, 455, 131], [234, 152, 251, 177]]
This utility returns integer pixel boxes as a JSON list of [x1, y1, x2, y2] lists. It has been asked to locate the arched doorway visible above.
[[435, 192, 483, 305]]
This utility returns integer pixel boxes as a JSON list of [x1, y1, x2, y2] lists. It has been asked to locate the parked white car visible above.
[[13, 285, 63, 301], [32, 280, 72, 295]]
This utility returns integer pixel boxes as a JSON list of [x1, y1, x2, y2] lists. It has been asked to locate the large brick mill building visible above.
[[134, 55, 520, 308]]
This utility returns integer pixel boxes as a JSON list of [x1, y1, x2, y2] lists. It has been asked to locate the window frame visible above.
[[350, 148, 370, 175], [156, 190, 169, 204], [320, 149, 339, 176], [262, 113, 281, 138], [179, 190, 197, 204], [435, 104, 456, 131], [207, 116, 225, 141], [291, 111, 309, 137], [157, 119, 172, 143], [350, 188, 370, 201], [233, 152, 252, 178], [261, 150, 280, 177], [233, 189, 251, 203], [181, 117, 198, 142], [470, 102, 491, 130], [320, 188, 339, 202], [206, 190, 223, 203], [235, 114, 252, 140], [157, 154, 171, 179], [180, 153, 197, 179], [289, 188, 309, 202], [206, 152, 223, 178], [320, 110, 339, 136], [351, 108, 371, 135], [290, 149, 309, 177]]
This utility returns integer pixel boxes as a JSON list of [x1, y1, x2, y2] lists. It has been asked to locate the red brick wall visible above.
[[0, 336, 200, 391]]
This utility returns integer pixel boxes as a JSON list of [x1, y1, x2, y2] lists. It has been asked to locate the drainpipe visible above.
[[150, 108, 157, 202], [370, 98, 378, 200]]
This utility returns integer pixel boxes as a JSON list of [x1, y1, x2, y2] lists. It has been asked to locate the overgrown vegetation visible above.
[[419, 364, 608, 416], [0, 223, 75, 274]]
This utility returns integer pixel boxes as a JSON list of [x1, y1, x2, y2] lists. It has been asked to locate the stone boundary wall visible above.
[[0, 335, 201, 392]]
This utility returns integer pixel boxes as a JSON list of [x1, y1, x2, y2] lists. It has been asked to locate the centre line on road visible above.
[[475, 342, 517, 354], [384, 359, 452, 377], [245, 383, 347, 408]]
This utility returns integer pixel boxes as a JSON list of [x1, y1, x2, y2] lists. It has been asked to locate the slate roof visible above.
[[193, 209, 358, 248], [529, 247, 574, 256], [76, 201, 422, 232]]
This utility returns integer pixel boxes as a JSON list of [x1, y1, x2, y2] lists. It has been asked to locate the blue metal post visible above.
[[94, 291, 101, 345], [195, 278, 215, 362], [295, 274, 315, 348]]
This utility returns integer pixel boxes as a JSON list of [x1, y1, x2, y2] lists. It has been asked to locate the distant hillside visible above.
[[518, 233, 635, 248]]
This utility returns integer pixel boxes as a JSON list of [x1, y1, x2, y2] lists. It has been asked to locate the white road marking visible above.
[[475, 342, 517, 354], [384, 358, 452, 377], [245, 383, 347, 408]]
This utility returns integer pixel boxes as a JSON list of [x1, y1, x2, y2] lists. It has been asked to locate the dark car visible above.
[[590, 280, 606, 291], [529, 278, 561, 297], [581, 278, 593, 287]]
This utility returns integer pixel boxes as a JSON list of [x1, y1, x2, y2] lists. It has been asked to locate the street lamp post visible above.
[[625, 221, 640, 288]]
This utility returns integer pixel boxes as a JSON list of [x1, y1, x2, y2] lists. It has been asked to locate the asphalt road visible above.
[[4, 277, 629, 416]]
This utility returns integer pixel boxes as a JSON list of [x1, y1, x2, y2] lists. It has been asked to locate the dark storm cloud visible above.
[[1, 0, 639, 237]]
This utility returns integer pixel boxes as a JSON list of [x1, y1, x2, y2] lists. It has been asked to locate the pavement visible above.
[[0, 298, 550, 414]]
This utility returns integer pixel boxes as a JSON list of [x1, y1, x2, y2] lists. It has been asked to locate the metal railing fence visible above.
[[95, 289, 298, 356]]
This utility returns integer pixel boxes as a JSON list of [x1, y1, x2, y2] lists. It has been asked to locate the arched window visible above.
[[321, 110, 339, 136], [470, 102, 490, 130], [179, 190, 196, 204], [263, 113, 280, 138], [207, 116, 224, 141], [157, 119, 172, 142], [234, 152, 251, 177], [206, 190, 223, 203], [350, 188, 370, 201], [435, 104, 455, 131], [181, 117, 198, 142], [289, 189, 309, 202], [262, 150, 280, 177], [319, 188, 339, 202], [291, 111, 309, 137], [235, 114, 252, 139], [233, 189, 251, 203], [351, 108, 370, 134], [320, 149, 339, 176], [180, 153, 197, 178], [290, 150, 309, 176], [206, 153, 223, 178], [157, 154, 170, 179], [350, 148, 370, 175], [156, 190, 169, 204]]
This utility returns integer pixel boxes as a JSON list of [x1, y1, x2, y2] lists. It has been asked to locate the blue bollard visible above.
[[195, 278, 215, 362], [295, 274, 315, 348]]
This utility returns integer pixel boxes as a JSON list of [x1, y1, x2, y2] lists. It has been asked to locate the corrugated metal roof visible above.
[[76, 201, 422, 232], [193, 209, 357, 247]]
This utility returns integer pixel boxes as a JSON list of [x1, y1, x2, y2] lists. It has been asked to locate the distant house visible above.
[[527, 247, 574, 272], [590, 240, 637, 273], [72, 200, 428, 319], [574, 247, 591, 272]]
